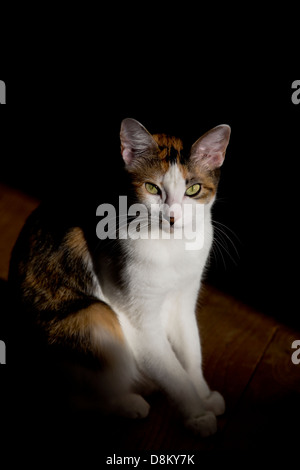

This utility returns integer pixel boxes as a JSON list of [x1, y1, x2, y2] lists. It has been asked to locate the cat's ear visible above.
[[120, 118, 158, 165], [190, 125, 231, 170]]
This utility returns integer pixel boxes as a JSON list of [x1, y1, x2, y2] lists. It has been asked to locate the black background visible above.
[[0, 14, 299, 463], [0, 65, 299, 329]]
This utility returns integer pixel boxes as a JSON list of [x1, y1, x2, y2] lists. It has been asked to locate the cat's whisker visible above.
[[211, 225, 239, 268], [212, 220, 240, 244], [215, 229, 239, 260], [96, 216, 166, 248], [210, 238, 227, 270], [213, 220, 240, 248], [93, 215, 143, 253]]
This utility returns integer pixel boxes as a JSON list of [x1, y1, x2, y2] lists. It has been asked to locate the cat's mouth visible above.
[[159, 217, 183, 233]]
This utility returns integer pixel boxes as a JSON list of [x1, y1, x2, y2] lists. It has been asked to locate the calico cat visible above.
[[9, 118, 231, 436]]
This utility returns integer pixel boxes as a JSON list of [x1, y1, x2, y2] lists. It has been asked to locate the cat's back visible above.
[[8, 200, 98, 313]]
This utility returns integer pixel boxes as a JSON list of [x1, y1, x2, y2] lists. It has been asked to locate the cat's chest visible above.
[[124, 237, 209, 292]]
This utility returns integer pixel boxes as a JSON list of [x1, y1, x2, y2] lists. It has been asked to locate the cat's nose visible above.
[[169, 217, 175, 226]]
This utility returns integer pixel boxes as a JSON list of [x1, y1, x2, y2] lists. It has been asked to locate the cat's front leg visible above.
[[121, 315, 218, 436], [141, 334, 218, 436], [165, 289, 225, 417], [184, 314, 225, 417]]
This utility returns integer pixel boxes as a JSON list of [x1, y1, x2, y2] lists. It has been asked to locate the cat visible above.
[[9, 118, 231, 436]]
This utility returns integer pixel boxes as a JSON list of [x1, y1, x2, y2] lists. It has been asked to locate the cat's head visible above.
[[120, 118, 230, 235]]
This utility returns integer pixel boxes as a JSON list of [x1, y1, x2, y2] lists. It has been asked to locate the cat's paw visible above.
[[185, 411, 217, 437], [203, 391, 225, 416], [114, 393, 150, 419]]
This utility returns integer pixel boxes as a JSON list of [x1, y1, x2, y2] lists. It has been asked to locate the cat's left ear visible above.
[[120, 118, 158, 166], [190, 125, 231, 170]]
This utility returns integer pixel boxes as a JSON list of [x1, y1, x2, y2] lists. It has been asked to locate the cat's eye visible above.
[[145, 182, 160, 195], [185, 184, 201, 197]]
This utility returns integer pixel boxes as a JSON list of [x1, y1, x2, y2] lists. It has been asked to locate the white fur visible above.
[[162, 164, 186, 221]]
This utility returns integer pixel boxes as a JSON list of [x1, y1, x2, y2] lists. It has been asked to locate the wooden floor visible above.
[[1, 183, 300, 454]]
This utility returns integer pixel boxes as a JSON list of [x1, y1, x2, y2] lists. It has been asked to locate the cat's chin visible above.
[[160, 225, 183, 236]]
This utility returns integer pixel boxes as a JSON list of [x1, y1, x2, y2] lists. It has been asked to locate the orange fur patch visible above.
[[46, 301, 126, 368], [152, 134, 183, 155], [47, 302, 124, 345], [64, 227, 89, 259]]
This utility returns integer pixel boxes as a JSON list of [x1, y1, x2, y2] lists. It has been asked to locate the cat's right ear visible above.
[[120, 118, 158, 165]]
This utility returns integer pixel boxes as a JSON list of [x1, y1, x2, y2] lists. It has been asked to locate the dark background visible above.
[[1, 70, 299, 329]]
